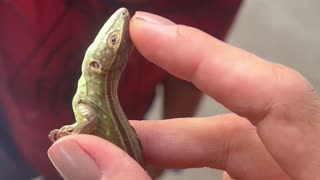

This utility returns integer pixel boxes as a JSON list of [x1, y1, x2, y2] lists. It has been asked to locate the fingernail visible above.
[[48, 139, 101, 180], [134, 11, 175, 25]]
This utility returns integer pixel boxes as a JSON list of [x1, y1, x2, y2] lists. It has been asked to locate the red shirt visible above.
[[0, 0, 242, 176]]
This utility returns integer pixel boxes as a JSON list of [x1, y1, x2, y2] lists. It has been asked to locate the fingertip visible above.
[[130, 11, 174, 47], [133, 11, 175, 25], [130, 14, 207, 81], [48, 136, 101, 180], [48, 135, 149, 180]]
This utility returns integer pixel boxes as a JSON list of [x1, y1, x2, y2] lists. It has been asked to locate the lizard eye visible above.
[[108, 32, 120, 47], [110, 35, 117, 45]]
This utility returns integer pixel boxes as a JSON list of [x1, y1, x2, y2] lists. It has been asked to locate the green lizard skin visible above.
[[48, 8, 143, 166]]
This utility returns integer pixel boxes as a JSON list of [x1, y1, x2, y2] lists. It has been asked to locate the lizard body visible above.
[[49, 8, 143, 166]]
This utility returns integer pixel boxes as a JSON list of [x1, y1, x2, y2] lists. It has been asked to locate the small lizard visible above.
[[48, 7, 144, 166]]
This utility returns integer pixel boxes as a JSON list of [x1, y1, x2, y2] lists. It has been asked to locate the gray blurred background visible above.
[[145, 0, 320, 179]]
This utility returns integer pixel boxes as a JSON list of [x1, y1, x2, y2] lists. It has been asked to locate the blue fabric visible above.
[[0, 105, 37, 179]]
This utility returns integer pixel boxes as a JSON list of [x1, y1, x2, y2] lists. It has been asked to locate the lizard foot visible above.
[[48, 125, 75, 142]]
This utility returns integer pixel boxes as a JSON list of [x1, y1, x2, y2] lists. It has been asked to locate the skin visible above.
[[48, 12, 320, 180], [48, 8, 143, 166]]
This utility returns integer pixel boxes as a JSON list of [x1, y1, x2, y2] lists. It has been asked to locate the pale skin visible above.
[[48, 12, 320, 180]]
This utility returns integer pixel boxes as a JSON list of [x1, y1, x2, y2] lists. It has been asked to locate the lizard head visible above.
[[83, 7, 132, 75]]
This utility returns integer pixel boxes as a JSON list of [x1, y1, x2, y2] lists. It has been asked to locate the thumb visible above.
[[48, 134, 150, 180]]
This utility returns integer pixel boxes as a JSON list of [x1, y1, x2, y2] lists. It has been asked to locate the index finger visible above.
[[130, 12, 313, 123]]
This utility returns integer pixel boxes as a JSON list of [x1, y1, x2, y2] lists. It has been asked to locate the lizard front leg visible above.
[[48, 102, 98, 142]]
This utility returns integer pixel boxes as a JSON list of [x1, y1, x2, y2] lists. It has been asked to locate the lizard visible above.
[[48, 7, 144, 166]]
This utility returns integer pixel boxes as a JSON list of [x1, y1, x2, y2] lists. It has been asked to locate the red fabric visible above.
[[0, 0, 242, 176]]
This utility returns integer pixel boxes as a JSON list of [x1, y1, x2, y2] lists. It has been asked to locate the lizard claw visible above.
[[48, 129, 60, 142], [48, 129, 72, 142]]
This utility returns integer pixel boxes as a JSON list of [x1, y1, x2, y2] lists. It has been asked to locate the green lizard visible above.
[[48, 7, 144, 166]]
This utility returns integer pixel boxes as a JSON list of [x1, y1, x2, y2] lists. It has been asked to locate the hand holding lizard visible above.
[[48, 12, 320, 180]]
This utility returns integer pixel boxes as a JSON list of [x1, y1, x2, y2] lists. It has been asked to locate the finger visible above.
[[131, 116, 290, 180], [130, 12, 320, 179], [130, 12, 313, 123], [48, 135, 150, 180], [223, 172, 235, 180]]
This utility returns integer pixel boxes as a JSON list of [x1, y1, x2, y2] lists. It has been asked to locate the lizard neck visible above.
[[78, 70, 123, 116], [77, 74, 105, 100], [104, 71, 125, 120]]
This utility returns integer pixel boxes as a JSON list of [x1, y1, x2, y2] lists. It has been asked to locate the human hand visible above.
[[48, 12, 320, 180]]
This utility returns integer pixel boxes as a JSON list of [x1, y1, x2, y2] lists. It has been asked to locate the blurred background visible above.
[[145, 0, 320, 179]]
